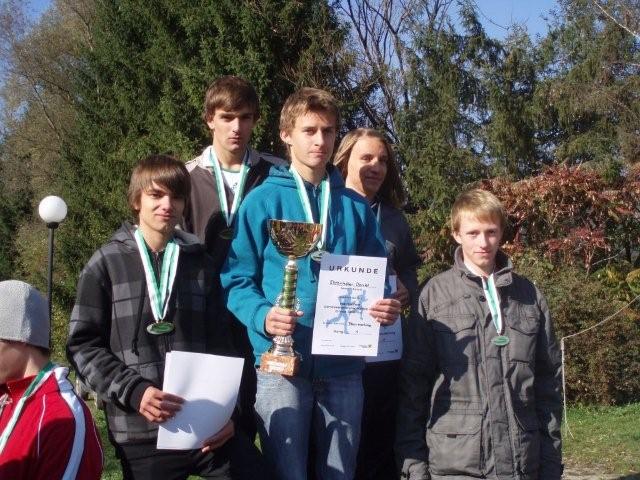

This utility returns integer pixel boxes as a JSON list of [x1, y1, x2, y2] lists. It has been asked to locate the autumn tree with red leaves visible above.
[[481, 164, 640, 273]]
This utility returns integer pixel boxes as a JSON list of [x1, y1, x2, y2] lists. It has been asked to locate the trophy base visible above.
[[260, 352, 299, 376]]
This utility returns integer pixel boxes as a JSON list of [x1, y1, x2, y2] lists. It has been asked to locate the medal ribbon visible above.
[[374, 202, 382, 225], [289, 167, 330, 250], [134, 228, 180, 322], [207, 146, 250, 227], [482, 274, 503, 335], [0, 361, 55, 454]]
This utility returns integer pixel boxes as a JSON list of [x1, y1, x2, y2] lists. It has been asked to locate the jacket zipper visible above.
[[477, 311, 488, 477], [499, 317, 522, 479]]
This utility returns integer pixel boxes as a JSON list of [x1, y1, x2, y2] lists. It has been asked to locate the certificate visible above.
[[311, 253, 387, 356], [366, 275, 402, 362], [157, 351, 243, 450]]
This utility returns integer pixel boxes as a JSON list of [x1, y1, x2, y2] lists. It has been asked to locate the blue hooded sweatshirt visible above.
[[221, 164, 387, 379]]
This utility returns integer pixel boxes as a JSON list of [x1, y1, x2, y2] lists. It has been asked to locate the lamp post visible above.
[[38, 196, 67, 325]]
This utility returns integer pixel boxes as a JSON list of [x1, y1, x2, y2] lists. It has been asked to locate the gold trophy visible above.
[[261, 219, 322, 376]]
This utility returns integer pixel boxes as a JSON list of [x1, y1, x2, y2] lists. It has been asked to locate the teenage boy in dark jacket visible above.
[[183, 76, 284, 437], [67, 155, 264, 480], [396, 189, 563, 480]]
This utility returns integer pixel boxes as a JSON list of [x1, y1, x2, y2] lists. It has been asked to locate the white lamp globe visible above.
[[38, 196, 68, 225]]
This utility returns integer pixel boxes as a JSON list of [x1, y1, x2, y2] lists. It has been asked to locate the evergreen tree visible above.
[[56, 0, 347, 300], [396, 3, 499, 269], [534, 0, 640, 167], [484, 29, 541, 178]]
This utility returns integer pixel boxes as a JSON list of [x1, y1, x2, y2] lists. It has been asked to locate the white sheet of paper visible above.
[[156, 351, 243, 450], [366, 275, 402, 362], [311, 253, 387, 356]]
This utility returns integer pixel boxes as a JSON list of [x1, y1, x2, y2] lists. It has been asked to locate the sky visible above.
[[25, 0, 50, 21], [473, 0, 559, 40]]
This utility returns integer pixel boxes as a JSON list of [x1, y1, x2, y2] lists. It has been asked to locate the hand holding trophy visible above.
[[261, 219, 322, 376]]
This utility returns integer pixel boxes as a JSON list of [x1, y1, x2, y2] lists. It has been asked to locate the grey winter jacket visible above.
[[396, 248, 562, 480]]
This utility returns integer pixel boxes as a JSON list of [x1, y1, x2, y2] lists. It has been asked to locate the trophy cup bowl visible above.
[[261, 220, 322, 376]]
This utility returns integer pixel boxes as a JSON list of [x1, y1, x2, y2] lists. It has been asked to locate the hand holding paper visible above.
[[368, 298, 402, 325], [201, 419, 235, 453], [156, 351, 244, 450], [139, 386, 184, 423]]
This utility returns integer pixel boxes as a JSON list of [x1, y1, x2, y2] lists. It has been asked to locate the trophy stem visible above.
[[272, 256, 297, 357], [279, 256, 298, 310]]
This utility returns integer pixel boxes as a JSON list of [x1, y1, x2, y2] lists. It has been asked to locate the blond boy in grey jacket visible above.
[[396, 189, 562, 480]]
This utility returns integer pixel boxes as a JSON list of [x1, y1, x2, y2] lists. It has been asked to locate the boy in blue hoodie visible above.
[[221, 88, 401, 480]]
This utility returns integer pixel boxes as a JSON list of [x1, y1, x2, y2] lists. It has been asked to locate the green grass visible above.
[[92, 407, 123, 480], [563, 403, 640, 476], [92, 403, 640, 479]]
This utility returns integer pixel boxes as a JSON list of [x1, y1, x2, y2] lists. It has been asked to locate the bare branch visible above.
[[57, 0, 95, 50], [592, 0, 640, 39]]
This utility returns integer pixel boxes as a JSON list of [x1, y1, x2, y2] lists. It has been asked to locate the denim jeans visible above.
[[254, 370, 364, 480]]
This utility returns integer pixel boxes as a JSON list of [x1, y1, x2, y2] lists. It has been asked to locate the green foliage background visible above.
[[516, 254, 640, 405], [54, 0, 347, 304], [0, 0, 638, 405]]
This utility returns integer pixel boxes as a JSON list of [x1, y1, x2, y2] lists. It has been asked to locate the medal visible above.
[[207, 146, 250, 232], [290, 166, 330, 262], [146, 322, 175, 335], [482, 274, 509, 346], [219, 227, 234, 240], [134, 228, 180, 335], [310, 250, 326, 262]]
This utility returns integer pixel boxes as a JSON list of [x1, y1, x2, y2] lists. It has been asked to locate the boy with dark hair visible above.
[[67, 154, 264, 480], [184, 75, 284, 266], [0, 280, 103, 480], [183, 76, 284, 437], [396, 189, 563, 480], [221, 87, 402, 480]]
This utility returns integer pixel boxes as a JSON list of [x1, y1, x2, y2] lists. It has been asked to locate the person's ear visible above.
[[280, 129, 292, 146], [452, 230, 462, 245], [205, 113, 216, 132]]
